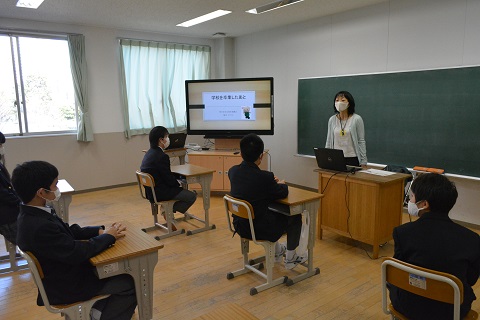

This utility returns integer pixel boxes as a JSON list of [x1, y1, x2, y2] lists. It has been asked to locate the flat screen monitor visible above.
[[185, 77, 274, 138]]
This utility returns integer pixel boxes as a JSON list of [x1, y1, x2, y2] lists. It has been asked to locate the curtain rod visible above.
[[118, 37, 211, 48], [0, 27, 82, 38]]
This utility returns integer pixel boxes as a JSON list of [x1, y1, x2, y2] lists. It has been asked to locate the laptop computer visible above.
[[313, 147, 362, 173], [165, 132, 187, 150]]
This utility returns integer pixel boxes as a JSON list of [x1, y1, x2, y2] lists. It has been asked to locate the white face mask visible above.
[[407, 201, 425, 217], [47, 188, 62, 202], [335, 101, 349, 112], [163, 137, 170, 149]]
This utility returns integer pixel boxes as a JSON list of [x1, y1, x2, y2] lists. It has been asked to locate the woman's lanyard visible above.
[[339, 115, 348, 136]]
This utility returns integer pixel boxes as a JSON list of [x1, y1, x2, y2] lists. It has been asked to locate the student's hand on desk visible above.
[[361, 165, 368, 170], [104, 222, 127, 239]]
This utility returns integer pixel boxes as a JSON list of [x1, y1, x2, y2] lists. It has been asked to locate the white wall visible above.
[[234, 0, 480, 225], [0, 18, 212, 190]]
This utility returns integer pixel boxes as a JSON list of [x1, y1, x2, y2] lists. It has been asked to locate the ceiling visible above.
[[0, 0, 387, 38]]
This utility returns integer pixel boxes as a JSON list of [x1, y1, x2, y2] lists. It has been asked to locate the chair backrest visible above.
[[223, 195, 257, 242], [19, 248, 111, 320], [18, 248, 62, 314], [136, 170, 159, 204], [382, 257, 464, 320]]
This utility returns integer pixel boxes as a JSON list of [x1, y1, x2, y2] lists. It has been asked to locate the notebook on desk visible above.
[[313, 147, 362, 173], [165, 132, 187, 150]]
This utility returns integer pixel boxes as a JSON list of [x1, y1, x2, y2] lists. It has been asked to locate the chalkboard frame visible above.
[[297, 66, 480, 178]]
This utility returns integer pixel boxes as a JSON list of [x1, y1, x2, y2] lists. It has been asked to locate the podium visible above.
[[317, 169, 409, 258]]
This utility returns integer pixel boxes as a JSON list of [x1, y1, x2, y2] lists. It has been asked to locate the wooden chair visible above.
[[135, 170, 185, 240], [19, 248, 110, 320], [223, 195, 287, 296], [381, 257, 479, 320]]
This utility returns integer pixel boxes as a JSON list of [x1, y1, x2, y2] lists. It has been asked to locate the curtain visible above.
[[119, 39, 210, 138], [67, 34, 93, 142]]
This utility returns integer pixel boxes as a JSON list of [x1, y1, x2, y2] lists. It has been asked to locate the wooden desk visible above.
[[90, 221, 164, 320], [317, 169, 409, 259], [51, 179, 74, 222], [171, 164, 216, 235], [276, 186, 323, 285], [165, 148, 187, 164]]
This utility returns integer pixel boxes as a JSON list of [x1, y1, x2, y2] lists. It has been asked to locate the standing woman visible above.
[[325, 91, 368, 168]]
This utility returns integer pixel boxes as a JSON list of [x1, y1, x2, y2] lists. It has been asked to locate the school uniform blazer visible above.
[[390, 211, 480, 319], [228, 161, 289, 242], [140, 146, 182, 201], [16, 205, 115, 306], [0, 162, 20, 225]]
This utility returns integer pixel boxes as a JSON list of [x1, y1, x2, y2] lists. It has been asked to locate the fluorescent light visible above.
[[246, 0, 304, 14], [16, 0, 45, 9], [177, 9, 232, 28]]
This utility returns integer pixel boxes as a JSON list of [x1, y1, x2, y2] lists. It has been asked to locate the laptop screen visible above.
[[314, 147, 363, 173], [166, 133, 187, 150]]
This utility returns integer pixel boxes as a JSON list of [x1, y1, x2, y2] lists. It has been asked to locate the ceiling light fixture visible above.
[[246, 0, 304, 14], [177, 9, 232, 28], [16, 0, 45, 9], [212, 32, 227, 38]]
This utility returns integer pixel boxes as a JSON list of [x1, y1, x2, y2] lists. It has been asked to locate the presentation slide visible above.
[[202, 91, 256, 121]]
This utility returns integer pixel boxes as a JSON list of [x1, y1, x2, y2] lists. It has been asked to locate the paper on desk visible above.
[[362, 169, 396, 176]]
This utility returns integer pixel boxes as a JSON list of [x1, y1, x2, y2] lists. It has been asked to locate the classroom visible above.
[[1, 0, 479, 319]]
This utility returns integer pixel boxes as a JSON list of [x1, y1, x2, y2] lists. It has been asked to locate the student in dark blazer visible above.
[[228, 133, 307, 270], [140, 126, 196, 215], [12, 161, 137, 320], [390, 173, 480, 319], [0, 131, 21, 244]]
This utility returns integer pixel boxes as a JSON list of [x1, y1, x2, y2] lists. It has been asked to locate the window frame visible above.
[[0, 30, 78, 137]]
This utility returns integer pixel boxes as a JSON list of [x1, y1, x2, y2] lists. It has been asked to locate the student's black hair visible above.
[[0, 131, 5, 144], [333, 91, 356, 115], [149, 126, 169, 148], [411, 173, 458, 213], [11, 161, 59, 204], [240, 133, 264, 163]]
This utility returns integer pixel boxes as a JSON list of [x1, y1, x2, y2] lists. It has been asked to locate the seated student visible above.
[[12, 161, 137, 320], [0, 131, 21, 244], [140, 126, 196, 226], [390, 173, 480, 320], [228, 133, 307, 270]]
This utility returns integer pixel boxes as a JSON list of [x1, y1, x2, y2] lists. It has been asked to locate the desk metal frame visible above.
[[90, 221, 163, 320], [276, 187, 323, 285], [171, 164, 216, 235]]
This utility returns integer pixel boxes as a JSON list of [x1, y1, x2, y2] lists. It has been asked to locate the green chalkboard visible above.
[[297, 66, 480, 177]]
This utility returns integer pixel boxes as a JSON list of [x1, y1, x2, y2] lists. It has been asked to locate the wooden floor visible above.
[[0, 185, 479, 319]]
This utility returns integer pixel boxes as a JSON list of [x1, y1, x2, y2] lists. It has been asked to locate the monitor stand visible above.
[[215, 138, 240, 150]]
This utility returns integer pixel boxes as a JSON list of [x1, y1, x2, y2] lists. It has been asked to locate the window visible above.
[[119, 39, 210, 137], [0, 33, 77, 135]]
